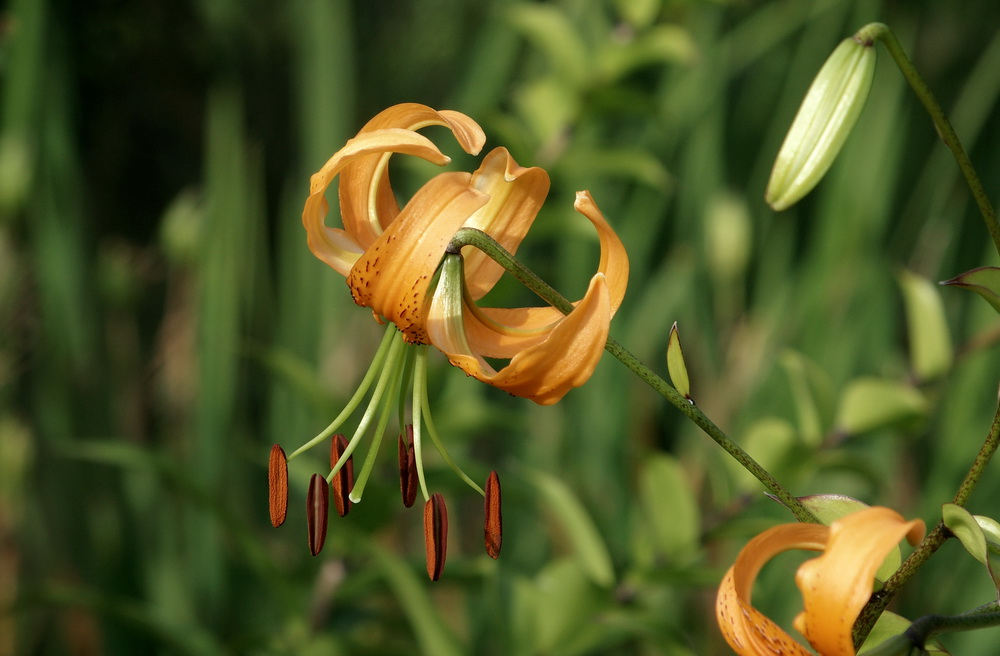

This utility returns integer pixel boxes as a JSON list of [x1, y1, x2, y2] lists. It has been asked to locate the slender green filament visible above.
[[417, 348, 485, 496], [326, 329, 404, 492], [289, 323, 398, 461], [350, 344, 412, 502]]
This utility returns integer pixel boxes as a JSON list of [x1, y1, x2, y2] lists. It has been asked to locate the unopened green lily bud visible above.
[[765, 37, 876, 211]]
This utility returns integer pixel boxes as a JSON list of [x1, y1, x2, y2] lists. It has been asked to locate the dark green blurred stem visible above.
[[854, 400, 1000, 647], [855, 22, 1000, 258], [905, 603, 1000, 646], [446, 228, 818, 524]]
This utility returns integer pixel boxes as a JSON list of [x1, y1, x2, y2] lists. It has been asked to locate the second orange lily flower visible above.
[[302, 103, 629, 404], [716, 506, 925, 655]]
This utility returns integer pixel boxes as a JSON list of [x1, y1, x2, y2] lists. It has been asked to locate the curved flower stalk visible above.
[[717, 507, 925, 655]]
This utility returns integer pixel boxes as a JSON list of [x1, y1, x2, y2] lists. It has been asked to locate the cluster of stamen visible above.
[[268, 429, 502, 580], [265, 323, 503, 579]]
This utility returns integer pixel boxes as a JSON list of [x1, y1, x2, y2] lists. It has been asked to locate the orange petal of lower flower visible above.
[[441, 273, 612, 405], [716, 523, 828, 656], [794, 507, 925, 655], [347, 173, 488, 343]]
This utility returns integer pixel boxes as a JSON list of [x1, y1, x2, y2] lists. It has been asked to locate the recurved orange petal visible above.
[[347, 172, 488, 344], [341, 104, 486, 242], [432, 273, 612, 405], [716, 523, 828, 656], [460, 148, 550, 300], [794, 507, 925, 655], [459, 190, 629, 360], [303, 129, 453, 275]]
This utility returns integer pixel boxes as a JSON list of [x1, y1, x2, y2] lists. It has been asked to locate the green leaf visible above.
[[612, 0, 662, 29], [730, 418, 798, 491], [558, 146, 672, 190], [942, 503, 989, 566], [835, 377, 928, 436], [941, 266, 1000, 315], [898, 269, 952, 381], [780, 350, 824, 446], [522, 558, 603, 654], [798, 493, 869, 525], [666, 322, 691, 399], [372, 543, 464, 656], [975, 515, 1000, 555], [598, 24, 696, 80], [525, 469, 615, 587], [638, 453, 699, 562], [507, 4, 590, 87]]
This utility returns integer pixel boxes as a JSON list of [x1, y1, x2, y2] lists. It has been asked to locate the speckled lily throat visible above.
[[267, 103, 629, 578]]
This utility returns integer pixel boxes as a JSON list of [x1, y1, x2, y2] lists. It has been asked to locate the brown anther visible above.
[[424, 493, 448, 581], [306, 473, 329, 556], [268, 444, 288, 527], [484, 470, 502, 559], [398, 425, 418, 508], [330, 434, 353, 517]]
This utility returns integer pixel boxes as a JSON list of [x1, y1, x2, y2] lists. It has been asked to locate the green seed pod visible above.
[[766, 37, 876, 211]]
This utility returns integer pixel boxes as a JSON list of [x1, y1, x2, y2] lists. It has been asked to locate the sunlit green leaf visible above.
[[666, 322, 691, 399], [526, 469, 615, 587], [780, 350, 825, 446], [599, 24, 696, 80], [975, 515, 1000, 556], [507, 4, 590, 86], [639, 453, 699, 562], [898, 269, 952, 381], [372, 544, 464, 656], [943, 503, 989, 566], [835, 377, 928, 436]]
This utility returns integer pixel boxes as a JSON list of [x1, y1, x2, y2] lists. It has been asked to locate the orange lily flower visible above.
[[716, 507, 925, 655], [302, 103, 629, 404]]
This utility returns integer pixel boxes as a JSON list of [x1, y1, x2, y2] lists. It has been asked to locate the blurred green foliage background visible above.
[[2, 0, 1000, 654]]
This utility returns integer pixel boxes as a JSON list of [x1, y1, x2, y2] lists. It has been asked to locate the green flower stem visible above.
[[854, 398, 1000, 646], [905, 604, 1000, 647], [447, 228, 818, 524], [855, 22, 1000, 258]]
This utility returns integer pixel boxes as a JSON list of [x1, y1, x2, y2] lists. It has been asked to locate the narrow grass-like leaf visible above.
[[898, 269, 952, 381], [526, 468, 614, 587]]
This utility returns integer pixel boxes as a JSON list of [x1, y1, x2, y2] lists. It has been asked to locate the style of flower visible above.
[[716, 506, 925, 655], [269, 103, 629, 577]]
